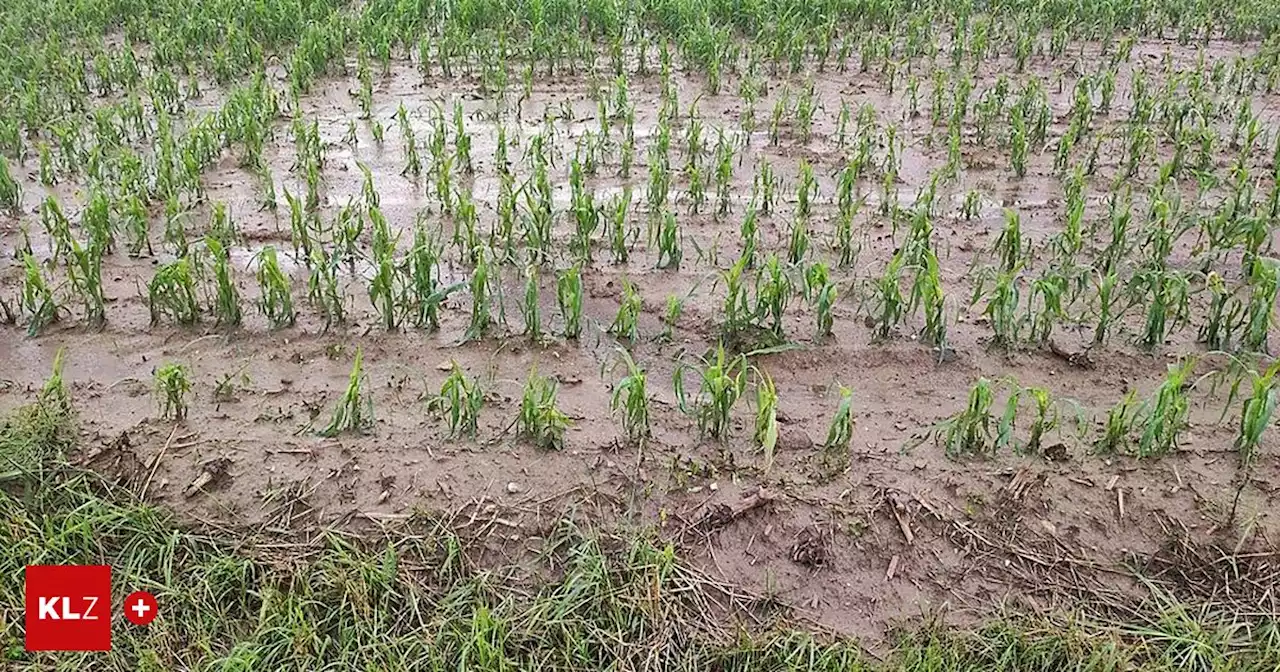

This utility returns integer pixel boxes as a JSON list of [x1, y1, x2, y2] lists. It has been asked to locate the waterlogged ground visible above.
[[3, 38, 1280, 641]]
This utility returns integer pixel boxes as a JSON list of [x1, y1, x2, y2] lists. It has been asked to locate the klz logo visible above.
[[25, 565, 112, 651]]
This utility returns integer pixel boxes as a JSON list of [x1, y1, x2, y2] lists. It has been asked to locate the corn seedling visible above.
[[808, 263, 837, 339], [1200, 272, 1244, 350], [1134, 269, 1190, 352], [930, 377, 998, 459], [517, 370, 571, 451], [1136, 358, 1196, 458], [609, 348, 651, 445], [147, 257, 200, 326], [0, 155, 22, 213], [919, 249, 948, 354], [39, 348, 70, 414], [307, 248, 345, 331], [319, 347, 374, 437], [1243, 260, 1278, 353], [868, 252, 906, 341], [207, 238, 241, 328], [19, 253, 61, 336], [609, 278, 642, 343], [820, 385, 855, 473], [1230, 359, 1280, 466], [674, 345, 747, 441], [465, 250, 497, 341], [520, 264, 542, 341], [754, 370, 779, 471], [659, 293, 684, 343], [429, 361, 483, 438], [1023, 387, 1058, 455], [656, 211, 682, 270], [992, 209, 1024, 272], [154, 363, 192, 421], [66, 238, 105, 329], [1095, 390, 1139, 455], [254, 246, 295, 329], [756, 255, 791, 338], [555, 265, 584, 340]]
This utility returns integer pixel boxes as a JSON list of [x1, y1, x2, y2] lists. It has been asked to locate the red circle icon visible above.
[[123, 591, 158, 625]]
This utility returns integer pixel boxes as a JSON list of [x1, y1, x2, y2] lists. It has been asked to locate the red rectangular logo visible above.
[[24, 565, 112, 651]]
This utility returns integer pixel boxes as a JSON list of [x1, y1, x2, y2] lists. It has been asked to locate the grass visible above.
[[3, 397, 1279, 671]]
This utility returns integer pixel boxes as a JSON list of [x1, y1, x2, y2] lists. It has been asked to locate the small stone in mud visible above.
[[506, 482, 523, 494]]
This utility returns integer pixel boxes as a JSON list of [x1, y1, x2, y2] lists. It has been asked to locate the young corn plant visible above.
[[0, 155, 22, 213], [1200, 272, 1244, 350], [368, 255, 403, 331], [39, 347, 70, 414], [254, 246, 295, 329], [207, 238, 242, 328], [154, 363, 192, 421], [971, 267, 1023, 348], [517, 370, 571, 451], [656, 211, 682, 270], [918, 249, 948, 354], [808, 263, 838, 339], [20, 253, 61, 336], [307, 249, 346, 332], [1134, 269, 1190, 352], [1136, 358, 1197, 458], [756, 255, 791, 339], [820, 385, 855, 474], [429, 361, 483, 438], [1243, 260, 1278, 353], [754, 370, 779, 472], [465, 250, 497, 341], [992, 209, 1025, 272], [1095, 390, 1138, 455], [147, 258, 200, 326], [556, 266, 584, 340], [319, 347, 374, 437], [659, 294, 684, 343], [609, 279, 642, 343], [868, 252, 906, 341], [408, 224, 458, 332], [927, 377, 999, 459], [1023, 386, 1057, 455], [674, 346, 747, 441], [609, 348, 651, 445], [66, 239, 106, 329], [521, 264, 542, 341], [1230, 359, 1280, 466], [1092, 271, 1122, 347]]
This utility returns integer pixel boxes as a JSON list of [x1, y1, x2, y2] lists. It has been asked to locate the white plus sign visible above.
[[132, 599, 151, 618]]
